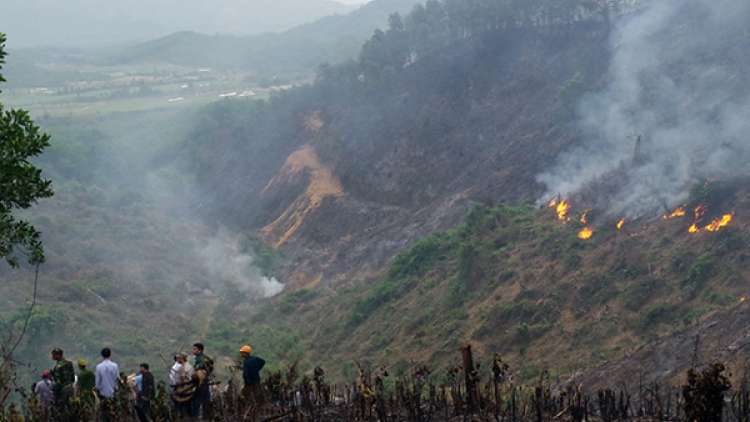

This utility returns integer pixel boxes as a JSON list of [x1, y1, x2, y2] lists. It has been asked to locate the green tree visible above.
[[0, 34, 54, 267]]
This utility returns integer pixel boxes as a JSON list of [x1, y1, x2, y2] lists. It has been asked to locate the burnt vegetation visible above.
[[3, 0, 750, 419]]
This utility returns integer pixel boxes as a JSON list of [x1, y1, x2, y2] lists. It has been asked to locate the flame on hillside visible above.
[[548, 196, 735, 238], [578, 228, 594, 239], [663, 206, 685, 219], [686, 204, 732, 233], [662, 203, 733, 233], [693, 204, 707, 221], [703, 213, 733, 232], [549, 199, 571, 221]]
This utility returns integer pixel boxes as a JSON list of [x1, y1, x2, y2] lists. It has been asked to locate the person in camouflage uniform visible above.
[[76, 358, 96, 406], [51, 347, 75, 409]]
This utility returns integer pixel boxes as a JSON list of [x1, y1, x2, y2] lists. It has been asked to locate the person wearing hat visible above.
[[75, 358, 95, 405], [34, 370, 54, 411], [170, 352, 194, 416], [170, 352, 194, 387], [239, 345, 265, 408], [50, 347, 75, 409]]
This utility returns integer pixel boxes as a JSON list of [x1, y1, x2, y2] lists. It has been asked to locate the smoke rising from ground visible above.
[[536, 0, 750, 222], [194, 228, 285, 298]]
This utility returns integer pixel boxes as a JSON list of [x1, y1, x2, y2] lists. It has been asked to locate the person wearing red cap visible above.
[[34, 370, 54, 411], [239, 345, 265, 408]]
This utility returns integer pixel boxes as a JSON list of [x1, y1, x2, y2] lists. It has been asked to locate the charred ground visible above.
[[175, 2, 750, 388]]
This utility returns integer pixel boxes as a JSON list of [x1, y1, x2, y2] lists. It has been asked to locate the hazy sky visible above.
[[0, 0, 375, 48]]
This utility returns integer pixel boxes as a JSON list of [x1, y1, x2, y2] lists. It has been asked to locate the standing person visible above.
[[95, 348, 119, 422], [51, 347, 75, 409], [239, 345, 265, 409], [34, 370, 54, 411], [135, 364, 154, 422], [76, 359, 96, 406], [170, 353, 194, 387], [192, 342, 213, 420], [170, 352, 194, 416]]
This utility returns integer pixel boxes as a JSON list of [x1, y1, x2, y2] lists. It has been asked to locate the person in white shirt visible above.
[[170, 352, 194, 415], [34, 370, 54, 411], [171, 352, 194, 386]]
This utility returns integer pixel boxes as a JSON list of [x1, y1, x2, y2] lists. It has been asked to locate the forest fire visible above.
[[663, 206, 685, 219], [686, 204, 732, 233], [549, 197, 733, 238], [703, 213, 733, 232], [549, 199, 571, 221], [662, 203, 733, 233]]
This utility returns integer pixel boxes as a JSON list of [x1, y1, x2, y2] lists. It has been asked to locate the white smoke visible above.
[[195, 228, 285, 298], [537, 0, 750, 221]]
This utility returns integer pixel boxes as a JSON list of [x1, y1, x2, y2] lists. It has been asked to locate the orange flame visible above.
[[693, 204, 707, 220], [550, 199, 571, 221], [740, 297, 746, 302], [687, 204, 732, 233], [581, 210, 589, 224], [704, 214, 733, 232], [663, 206, 685, 219], [578, 228, 594, 239], [616, 219, 625, 229]]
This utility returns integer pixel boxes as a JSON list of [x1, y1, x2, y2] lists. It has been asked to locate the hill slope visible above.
[[175, 0, 750, 383], [3, 0, 750, 395]]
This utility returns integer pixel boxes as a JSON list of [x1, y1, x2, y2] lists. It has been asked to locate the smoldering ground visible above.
[[536, 0, 750, 222]]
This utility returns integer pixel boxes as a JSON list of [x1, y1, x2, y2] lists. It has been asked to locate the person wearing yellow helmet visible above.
[[75, 358, 95, 406], [239, 345, 265, 408]]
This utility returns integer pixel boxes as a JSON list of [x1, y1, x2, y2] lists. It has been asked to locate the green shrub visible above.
[[451, 308, 469, 320], [456, 241, 478, 281], [446, 280, 467, 308], [554, 72, 592, 122], [472, 324, 493, 339], [684, 253, 716, 296], [279, 288, 319, 313], [686, 179, 709, 208], [238, 233, 287, 277], [639, 303, 674, 329], [621, 278, 662, 311], [670, 250, 698, 273], [564, 251, 581, 269], [387, 231, 451, 281]]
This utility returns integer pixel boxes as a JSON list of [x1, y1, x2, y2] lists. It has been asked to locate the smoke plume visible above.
[[536, 0, 750, 222], [195, 228, 285, 298]]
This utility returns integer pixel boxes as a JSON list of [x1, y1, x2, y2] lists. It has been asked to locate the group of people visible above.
[[35, 346, 133, 420], [34, 342, 266, 421]]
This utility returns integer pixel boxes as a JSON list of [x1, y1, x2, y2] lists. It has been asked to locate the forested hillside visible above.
[[2, 0, 750, 401], [172, 0, 750, 383]]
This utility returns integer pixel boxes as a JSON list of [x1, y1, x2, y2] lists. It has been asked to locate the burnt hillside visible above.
[[176, 0, 750, 385], [182, 23, 610, 288]]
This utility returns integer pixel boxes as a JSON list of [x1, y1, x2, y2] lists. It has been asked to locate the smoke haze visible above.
[[536, 0, 750, 222], [195, 228, 285, 298], [0, 0, 364, 48]]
